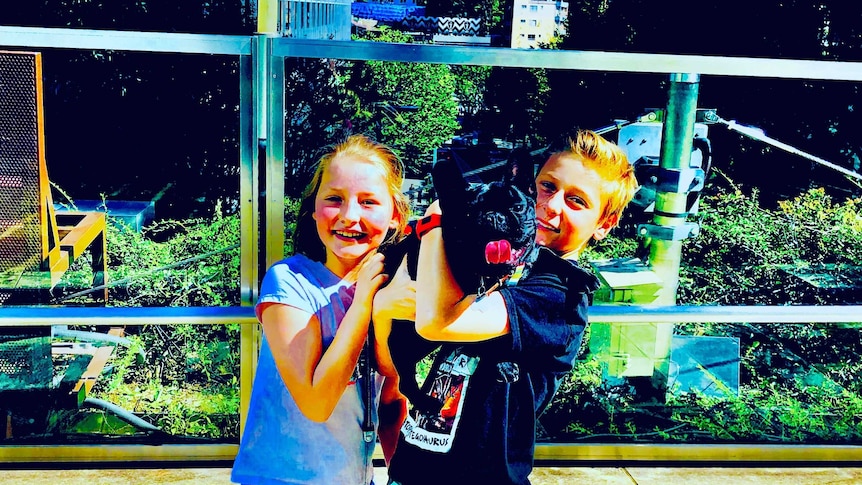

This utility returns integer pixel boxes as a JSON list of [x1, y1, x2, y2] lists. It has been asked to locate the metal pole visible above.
[[647, 72, 700, 392], [651, 73, 700, 305], [239, 0, 281, 436], [238, 43, 259, 436]]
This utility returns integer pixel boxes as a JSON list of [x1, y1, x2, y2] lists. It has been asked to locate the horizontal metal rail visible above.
[[588, 304, 862, 323], [1, 27, 861, 81], [0, 26, 251, 55], [532, 443, 862, 463], [0, 306, 257, 326], [0, 305, 857, 326], [0, 444, 238, 463], [1, 441, 859, 463], [273, 38, 862, 81]]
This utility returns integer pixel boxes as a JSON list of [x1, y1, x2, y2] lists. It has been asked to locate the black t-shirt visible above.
[[387, 248, 599, 485]]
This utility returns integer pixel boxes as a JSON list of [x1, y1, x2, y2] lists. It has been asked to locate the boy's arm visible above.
[[414, 201, 511, 342], [371, 256, 415, 377], [377, 375, 407, 466]]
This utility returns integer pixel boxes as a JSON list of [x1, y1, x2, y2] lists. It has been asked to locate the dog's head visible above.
[[432, 147, 539, 296]]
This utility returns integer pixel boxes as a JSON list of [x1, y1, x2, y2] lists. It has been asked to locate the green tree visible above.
[[484, 67, 550, 147], [349, 27, 460, 175], [283, 57, 354, 197], [450, 65, 492, 136]]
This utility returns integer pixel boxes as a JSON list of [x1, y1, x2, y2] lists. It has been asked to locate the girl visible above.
[[231, 134, 411, 485]]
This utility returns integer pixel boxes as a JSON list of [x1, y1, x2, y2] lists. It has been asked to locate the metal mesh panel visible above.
[[0, 52, 43, 273], [0, 327, 52, 391]]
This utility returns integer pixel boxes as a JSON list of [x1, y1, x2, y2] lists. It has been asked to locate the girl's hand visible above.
[[353, 251, 388, 306], [372, 256, 416, 323]]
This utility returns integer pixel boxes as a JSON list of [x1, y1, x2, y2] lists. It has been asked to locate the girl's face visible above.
[[534, 153, 615, 257], [313, 155, 398, 277]]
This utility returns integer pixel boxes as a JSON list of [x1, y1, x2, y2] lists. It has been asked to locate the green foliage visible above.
[[350, 27, 461, 175], [98, 380, 239, 439], [545, 180, 862, 445], [73, 200, 243, 440], [284, 196, 301, 257], [283, 57, 355, 197], [483, 67, 550, 146], [451, 65, 492, 121], [582, 230, 639, 261], [680, 183, 862, 305], [104, 201, 240, 307]]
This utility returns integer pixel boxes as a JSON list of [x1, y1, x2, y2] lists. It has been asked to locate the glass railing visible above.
[[0, 25, 860, 464]]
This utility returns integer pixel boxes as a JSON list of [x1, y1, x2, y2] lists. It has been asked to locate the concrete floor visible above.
[[1, 466, 862, 484]]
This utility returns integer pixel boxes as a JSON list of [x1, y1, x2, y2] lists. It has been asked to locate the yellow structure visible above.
[[0, 50, 107, 303]]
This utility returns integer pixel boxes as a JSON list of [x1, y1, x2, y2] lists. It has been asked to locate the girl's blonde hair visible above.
[[293, 134, 410, 262]]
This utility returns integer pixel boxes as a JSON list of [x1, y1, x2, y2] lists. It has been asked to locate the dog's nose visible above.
[[482, 212, 508, 230]]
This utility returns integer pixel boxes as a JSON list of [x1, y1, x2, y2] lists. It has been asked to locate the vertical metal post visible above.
[[648, 72, 700, 386], [265, 39, 286, 267], [651, 73, 700, 304], [238, 44, 259, 436], [239, 0, 282, 437]]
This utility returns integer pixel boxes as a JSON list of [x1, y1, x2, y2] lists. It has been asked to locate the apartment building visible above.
[[511, 0, 568, 49]]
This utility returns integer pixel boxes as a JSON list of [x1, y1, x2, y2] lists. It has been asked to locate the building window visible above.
[[530, 19, 537, 26], [528, 34, 536, 40], [530, 5, 538, 11]]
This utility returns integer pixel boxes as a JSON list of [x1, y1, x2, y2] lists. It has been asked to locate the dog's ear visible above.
[[432, 151, 470, 214], [504, 147, 536, 199]]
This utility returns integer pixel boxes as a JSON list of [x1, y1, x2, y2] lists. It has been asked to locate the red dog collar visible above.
[[413, 213, 442, 239]]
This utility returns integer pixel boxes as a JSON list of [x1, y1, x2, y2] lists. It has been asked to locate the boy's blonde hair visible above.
[[547, 129, 639, 226], [293, 134, 410, 262]]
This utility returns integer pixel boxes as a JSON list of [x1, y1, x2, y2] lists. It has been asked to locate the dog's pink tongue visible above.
[[485, 240, 513, 264]]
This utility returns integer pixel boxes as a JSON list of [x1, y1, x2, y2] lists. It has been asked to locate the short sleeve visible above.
[[503, 249, 598, 373], [255, 259, 316, 322]]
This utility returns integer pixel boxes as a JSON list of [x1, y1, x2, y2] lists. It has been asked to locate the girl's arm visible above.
[[261, 253, 388, 423], [414, 202, 510, 342]]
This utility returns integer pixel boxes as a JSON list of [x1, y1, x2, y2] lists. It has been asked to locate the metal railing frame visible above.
[[0, 25, 861, 464]]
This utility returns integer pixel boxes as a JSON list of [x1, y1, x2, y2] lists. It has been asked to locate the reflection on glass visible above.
[[1, 324, 239, 444], [0, 49, 241, 307], [540, 321, 862, 445]]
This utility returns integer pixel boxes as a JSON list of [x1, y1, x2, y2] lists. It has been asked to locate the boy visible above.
[[382, 130, 638, 485]]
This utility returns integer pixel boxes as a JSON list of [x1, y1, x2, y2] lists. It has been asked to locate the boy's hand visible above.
[[373, 256, 416, 323]]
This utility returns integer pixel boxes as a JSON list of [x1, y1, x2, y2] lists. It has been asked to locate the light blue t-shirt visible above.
[[231, 254, 383, 485]]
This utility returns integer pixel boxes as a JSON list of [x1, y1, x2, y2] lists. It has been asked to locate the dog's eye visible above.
[[512, 203, 526, 214]]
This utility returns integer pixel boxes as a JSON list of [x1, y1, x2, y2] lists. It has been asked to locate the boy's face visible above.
[[534, 153, 615, 256]]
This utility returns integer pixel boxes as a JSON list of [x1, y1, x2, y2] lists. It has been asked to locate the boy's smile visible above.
[[536, 218, 560, 233]]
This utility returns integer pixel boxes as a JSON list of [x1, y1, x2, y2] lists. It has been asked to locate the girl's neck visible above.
[[324, 255, 364, 282]]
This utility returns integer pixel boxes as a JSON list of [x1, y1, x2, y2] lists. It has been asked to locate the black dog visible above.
[[380, 148, 543, 414]]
